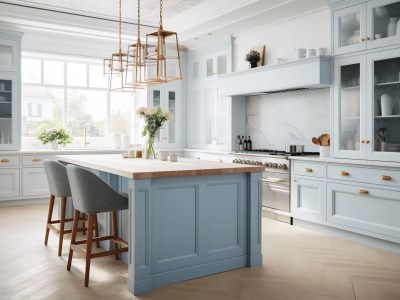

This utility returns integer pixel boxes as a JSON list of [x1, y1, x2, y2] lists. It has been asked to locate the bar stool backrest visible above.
[[66, 164, 128, 214], [43, 160, 72, 197]]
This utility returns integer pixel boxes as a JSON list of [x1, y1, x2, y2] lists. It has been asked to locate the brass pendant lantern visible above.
[[144, 0, 182, 84], [103, 0, 135, 92], [125, 0, 148, 89]]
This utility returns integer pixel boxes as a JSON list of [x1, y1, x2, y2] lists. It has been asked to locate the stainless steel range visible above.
[[232, 149, 318, 224]]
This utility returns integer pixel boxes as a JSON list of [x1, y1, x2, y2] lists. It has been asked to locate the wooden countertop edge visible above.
[[132, 166, 265, 179]]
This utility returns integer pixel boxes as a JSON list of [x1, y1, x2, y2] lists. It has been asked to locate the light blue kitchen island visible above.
[[57, 154, 264, 295]]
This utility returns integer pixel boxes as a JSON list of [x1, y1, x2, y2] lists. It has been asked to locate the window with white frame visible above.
[[21, 53, 140, 149]]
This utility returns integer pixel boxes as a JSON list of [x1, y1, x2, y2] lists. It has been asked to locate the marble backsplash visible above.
[[246, 88, 330, 152]]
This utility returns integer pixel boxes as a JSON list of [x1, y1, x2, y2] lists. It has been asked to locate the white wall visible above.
[[247, 88, 330, 152], [234, 9, 331, 71]]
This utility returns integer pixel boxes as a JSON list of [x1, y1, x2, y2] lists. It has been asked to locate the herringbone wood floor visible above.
[[1, 204, 400, 300]]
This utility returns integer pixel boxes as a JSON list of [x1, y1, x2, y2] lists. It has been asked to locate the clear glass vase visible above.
[[145, 136, 157, 159]]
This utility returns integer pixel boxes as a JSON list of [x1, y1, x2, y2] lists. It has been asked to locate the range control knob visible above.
[[281, 164, 288, 170], [233, 159, 237, 163], [277, 164, 284, 169], [272, 163, 278, 169]]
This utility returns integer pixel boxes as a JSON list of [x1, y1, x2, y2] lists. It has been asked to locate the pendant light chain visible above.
[[159, 0, 163, 28], [137, 0, 141, 39], [118, 0, 122, 53]]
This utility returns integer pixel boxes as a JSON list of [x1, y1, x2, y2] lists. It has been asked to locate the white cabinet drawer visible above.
[[327, 182, 400, 239], [0, 168, 20, 199], [0, 155, 19, 167], [22, 155, 50, 166], [293, 161, 325, 178], [327, 164, 400, 188], [22, 167, 50, 197]]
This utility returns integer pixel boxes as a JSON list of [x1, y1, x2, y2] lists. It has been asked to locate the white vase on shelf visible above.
[[388, 17, 398, 37], [381, 94, 393, 116], [397, 18, 400, 36]]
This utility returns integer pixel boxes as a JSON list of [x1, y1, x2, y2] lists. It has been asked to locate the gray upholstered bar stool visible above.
[[43, 160, 94, 256], [66, 164, 129, 287]]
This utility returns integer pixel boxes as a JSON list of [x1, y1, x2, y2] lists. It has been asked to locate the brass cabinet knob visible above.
[[1, 159, 10, 163], [340, 171, 349, 176], [365, 140, 370, 144], [32, 158, 42, 162], [381, 175, 392, 181], [361, 37, 366, 42], [366, 37, 371, 41], [217, 159, 223, 162], [357, 189, 369, 195], [361, 140, 365, 144], [304, 168, 313, 172]]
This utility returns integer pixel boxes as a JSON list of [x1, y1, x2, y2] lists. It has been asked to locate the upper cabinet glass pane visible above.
[[339, 13, 361, 47], [0, 45, 13, 66], [372, 1, 400, 41], [206, 58, 213, 77], [152, 90, 161, 107], [340, 63, 361, 151], [22, 58, 42, 84], [373, 57, 400, 153]]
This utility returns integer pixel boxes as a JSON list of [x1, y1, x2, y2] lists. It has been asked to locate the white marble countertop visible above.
[[56, 154, 264, 179], [289, 156, 400, 169]]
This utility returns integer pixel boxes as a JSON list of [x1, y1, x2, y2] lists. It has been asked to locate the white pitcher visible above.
[[381, 94, 393, 116]]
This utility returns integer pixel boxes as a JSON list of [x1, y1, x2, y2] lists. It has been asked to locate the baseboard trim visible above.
[[293, 218, 400, 254], [0, 198, 48, 207]]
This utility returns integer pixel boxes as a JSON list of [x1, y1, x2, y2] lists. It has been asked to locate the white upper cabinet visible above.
[[333, 0, 400, 55], [147, 81, 182, 149], [0, 30, 22, 151], [186, 38, 233, 151], [333, 48, 400, 162]]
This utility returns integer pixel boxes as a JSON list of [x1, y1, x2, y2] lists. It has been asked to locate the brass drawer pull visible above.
[[1, 159, 10, 163], [381, 175, 392, 181], [304, 168, 313, 172], [340, 171, 349, 176], [32, 158, 42, 162], [357, 189, 369, 195]]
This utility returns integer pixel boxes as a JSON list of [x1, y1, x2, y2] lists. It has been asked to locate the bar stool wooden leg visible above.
[[58, 196, 67, 256], [84, 214, 94, 287], [81, 212, 87, 235], [112, 211, 118, 260], [67, 209, 80, 271], [93, 214, 100, 248], [44, 195, 55, 246]]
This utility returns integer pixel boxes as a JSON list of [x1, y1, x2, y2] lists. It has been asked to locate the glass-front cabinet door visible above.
[[367, 48, 400, 161], [333, 4, 367, 55], [367, 0, 400, 49], [0, 73, 18, 150], [333, 56, 367, 159], [0, 38, 18, 72], [147, 82, 181, 148]]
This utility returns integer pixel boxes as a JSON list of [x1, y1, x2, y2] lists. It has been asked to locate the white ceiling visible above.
[[0, 0, 328, 49]]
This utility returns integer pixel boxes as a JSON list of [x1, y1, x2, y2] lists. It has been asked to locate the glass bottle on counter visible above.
[[247, 136, 252, 151], [239, 136, 244, 151], [243, 136, 248, 151]]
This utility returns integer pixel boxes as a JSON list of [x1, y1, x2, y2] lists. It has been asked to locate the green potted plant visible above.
[[38, 128, 72, 150], [245, 50, 261, 68]]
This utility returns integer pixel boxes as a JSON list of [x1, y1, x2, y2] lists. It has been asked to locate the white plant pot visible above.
[[50, 141, 59, 150]]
